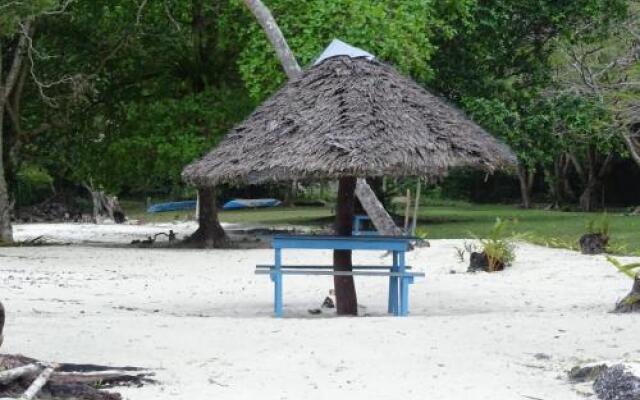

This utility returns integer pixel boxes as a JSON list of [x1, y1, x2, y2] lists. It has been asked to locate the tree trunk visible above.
[[241, 0, 302, 80], [579, 178, 602, 212], [0, 19, 32, 243], [185, 187, 228, 248], [0, 111, 12, 242], [334, 177, 358, 315], [517, 164, 534, 209], [578, 150, 613, 212]]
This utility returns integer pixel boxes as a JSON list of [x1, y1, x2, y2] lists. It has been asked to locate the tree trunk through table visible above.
[[334, 177, 358, 315]]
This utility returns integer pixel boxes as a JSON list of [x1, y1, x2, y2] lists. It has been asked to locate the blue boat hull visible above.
[[223, 198, 282, 210], [147, 200, 196, 213]]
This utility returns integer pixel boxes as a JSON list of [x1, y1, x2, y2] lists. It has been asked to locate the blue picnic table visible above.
[[255, 234, 425, 317]]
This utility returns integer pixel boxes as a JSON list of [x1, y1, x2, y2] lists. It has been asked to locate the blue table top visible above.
[[272, 234, 415, 251]]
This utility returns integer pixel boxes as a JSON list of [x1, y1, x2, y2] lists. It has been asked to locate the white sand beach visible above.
[[1, 223, 638, 399]]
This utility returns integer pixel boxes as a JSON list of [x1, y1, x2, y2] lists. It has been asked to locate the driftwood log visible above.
[[82, 183, 125, 224], [0, 354, 154, 400]]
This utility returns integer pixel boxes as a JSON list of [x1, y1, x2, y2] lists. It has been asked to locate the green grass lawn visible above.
[[415, 203, 640, 254], [122, 201, 640, 255]]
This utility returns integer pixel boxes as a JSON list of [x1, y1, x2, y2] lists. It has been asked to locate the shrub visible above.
[[475, 218, 516, 271]]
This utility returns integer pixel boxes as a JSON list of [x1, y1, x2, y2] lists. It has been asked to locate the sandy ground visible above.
[[1, 223, 638, 399]]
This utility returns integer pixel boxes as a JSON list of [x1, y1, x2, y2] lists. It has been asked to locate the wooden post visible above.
[[411, 179, 421, 235], [403, 189, 411, 233], [333, 177, 358, 315]]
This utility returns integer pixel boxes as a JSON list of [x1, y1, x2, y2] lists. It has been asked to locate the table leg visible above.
[[274, 248, 283, 318], [398, 251, 406, 316], [400, 277, 410, 316], [388, 251, 398, 314]]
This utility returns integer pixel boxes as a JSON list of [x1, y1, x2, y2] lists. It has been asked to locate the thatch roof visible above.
[[183, 56, 517, 186]]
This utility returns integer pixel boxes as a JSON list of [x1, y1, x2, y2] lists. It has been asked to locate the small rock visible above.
[[613, 274, 640, 314], [579, 233, 608, 255], [593, 364, 640, 400], [468, 251, 505, 272], [321, 296, 335, 309], [569, 364, 609, 383]]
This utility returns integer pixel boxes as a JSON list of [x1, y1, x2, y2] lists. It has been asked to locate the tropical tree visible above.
[[430, 0, 629, 208], [0, 0, 83, 241]]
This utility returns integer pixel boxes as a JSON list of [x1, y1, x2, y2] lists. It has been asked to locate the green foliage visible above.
[[236, 0, 475, 99], [606, 256, 640, 279], [35, 86, 253, 195], [431, 0, 628, 100], [14, 164, 54, 206], [4, 0, 638, 213], [586, 213, 610, 236], [0, 0, 56, 36], [474, 218, 517, 271], [17, 0, 254, 197]]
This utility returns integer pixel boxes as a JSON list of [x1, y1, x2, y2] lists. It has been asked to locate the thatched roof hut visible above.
[[182, 55, 516, 186]]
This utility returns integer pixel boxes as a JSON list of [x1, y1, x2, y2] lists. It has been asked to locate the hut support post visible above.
[[334, 177, 358, 315]]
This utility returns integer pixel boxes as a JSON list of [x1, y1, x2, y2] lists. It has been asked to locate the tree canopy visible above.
[[0, 0, 639, 241]]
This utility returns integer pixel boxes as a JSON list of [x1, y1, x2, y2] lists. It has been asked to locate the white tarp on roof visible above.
[[314, 39, 375, 65]]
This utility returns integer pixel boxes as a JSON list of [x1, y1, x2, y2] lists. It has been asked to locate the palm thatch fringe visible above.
[[183, 56, 517, 186]]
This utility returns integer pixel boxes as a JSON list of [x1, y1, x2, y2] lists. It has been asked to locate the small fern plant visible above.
[[475, 218, 516, 272], [586, 213, 610, 237], [606, 256, 640, 279]]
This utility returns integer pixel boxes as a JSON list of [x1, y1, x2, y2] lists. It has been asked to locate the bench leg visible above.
[[388, 251, 398, 314], [274, 248, 283, 317], [400, 277, 409, 316]]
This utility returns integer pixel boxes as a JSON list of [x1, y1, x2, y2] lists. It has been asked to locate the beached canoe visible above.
[[222, 198, 282, 210], [147, 200, 196, 213]]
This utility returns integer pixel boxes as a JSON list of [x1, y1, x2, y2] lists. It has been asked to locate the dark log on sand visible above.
[[0, 363, 41, 385], [20, 363, 57, 400], [0, 354, 154, 400]]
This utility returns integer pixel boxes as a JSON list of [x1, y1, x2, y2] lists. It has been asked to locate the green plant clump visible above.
[[586, 213, 610, 237], [475, 218, 517, 271]]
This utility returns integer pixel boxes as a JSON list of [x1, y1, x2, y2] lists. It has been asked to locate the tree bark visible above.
[[0, 109, 12, 242], [241, 0, 302, 80], [0, 19, 33, 242], [516, 164, 534, 209], [578, 150, 613, 212], [355, 179, 403, 235], [333, 177, 358, 315], [185, 187, 228, 248]]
